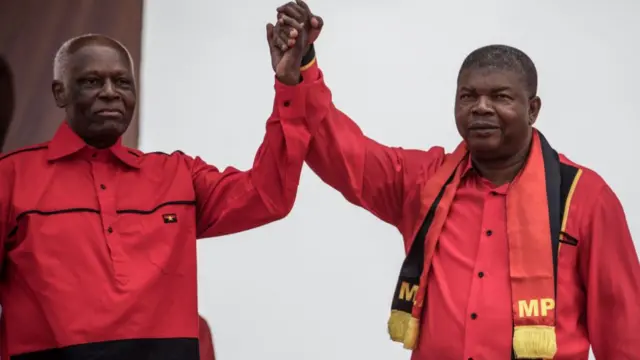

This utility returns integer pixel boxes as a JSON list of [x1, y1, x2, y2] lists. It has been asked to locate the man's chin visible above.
[[466, 137, 501, 156], [88, 120, 129, 140]]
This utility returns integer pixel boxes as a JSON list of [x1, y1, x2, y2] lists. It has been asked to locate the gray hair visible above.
[[52, 33, 135, 84]]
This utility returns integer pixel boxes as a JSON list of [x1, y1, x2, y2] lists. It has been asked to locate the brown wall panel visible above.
[[0, 0, 143, 152]]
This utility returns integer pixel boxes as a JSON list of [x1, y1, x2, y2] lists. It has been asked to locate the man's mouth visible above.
[[468, 122, 500, 137], [95, 109, 123, 117], [469, 122, 499, 130]]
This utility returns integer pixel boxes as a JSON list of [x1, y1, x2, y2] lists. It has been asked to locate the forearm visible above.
[[249, 81, 312, 218], [194, 75, 321, 238], [298, 47, 433, 226]]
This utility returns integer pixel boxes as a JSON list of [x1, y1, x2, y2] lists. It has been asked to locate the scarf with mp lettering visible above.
[[387, 130, 580, 359]]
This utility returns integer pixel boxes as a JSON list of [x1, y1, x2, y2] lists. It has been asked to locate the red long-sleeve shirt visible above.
[[0, 76, 319, 359], [301, 59, 640, 359]]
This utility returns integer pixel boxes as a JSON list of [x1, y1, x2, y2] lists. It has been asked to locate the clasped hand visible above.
[[267, 0, 323, 85]]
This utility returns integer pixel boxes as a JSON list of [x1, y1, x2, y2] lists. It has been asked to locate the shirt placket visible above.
[[91, 151, 128, 284], [463, 188, 504, 360]]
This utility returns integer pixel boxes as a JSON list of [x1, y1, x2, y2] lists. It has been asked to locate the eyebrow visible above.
[[77, 69, 131, 77], [458, 86, 513, 92]]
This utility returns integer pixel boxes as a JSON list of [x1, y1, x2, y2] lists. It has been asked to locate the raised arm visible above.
[[299, 48, 445, 227], [188, 15, 319, 238], [273, 2, 445, 227], [580, 183, 640, 359], [187, 80, 313, 238]]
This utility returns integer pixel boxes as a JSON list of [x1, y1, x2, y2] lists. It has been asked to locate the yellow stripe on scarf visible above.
[[388, 310, 419, 349], [513, 325, 557, 359]]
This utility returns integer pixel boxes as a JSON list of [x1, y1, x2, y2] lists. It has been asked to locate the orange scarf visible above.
[[388, 131, 582, 358]]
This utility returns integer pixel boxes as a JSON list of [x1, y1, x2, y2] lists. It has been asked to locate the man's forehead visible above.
[[458, 67, 523, 88], [68, 43, 132, 74]]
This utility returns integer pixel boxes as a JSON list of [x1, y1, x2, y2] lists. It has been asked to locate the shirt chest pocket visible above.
[[115, 201, 197, 276], [556, 232, 583, 317]]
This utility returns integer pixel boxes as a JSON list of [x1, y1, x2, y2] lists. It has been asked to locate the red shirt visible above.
[[301, 60, 640, 359], [0, 77, 316, 359]]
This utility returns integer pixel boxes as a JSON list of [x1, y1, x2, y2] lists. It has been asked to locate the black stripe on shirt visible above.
[[7, 200, 196, 238], [0, 145, 48, 163], [11, 337, 199, 360]]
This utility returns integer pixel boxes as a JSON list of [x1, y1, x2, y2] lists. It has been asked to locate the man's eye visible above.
[[116, 78, 132, 86], [80, 78, 100, 86]]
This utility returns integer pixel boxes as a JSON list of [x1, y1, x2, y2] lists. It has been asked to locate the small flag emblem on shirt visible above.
[[162, 213, 177, 223]]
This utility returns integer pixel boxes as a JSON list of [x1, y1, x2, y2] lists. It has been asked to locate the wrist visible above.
[[300, 44, 316, 70], [276, 73, 302, 86]]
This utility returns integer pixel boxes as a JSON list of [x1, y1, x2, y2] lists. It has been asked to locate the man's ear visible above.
[[52, 80, 67, 108], [528, 96, 541, 125]]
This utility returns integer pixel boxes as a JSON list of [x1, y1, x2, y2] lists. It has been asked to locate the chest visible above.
[[435, 180, 584, 306], [6, 158, 198, 280]]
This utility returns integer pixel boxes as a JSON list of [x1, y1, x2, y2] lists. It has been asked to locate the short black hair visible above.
[[458, 44, 538, 97]]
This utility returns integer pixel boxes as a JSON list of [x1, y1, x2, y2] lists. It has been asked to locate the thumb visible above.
[[311, 15, 323, 29], [266, 23, 275, 47]]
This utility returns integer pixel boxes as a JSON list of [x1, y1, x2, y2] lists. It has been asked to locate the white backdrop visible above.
[[139, 1, 639, 359]]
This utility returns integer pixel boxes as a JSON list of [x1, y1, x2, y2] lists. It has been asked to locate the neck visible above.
[[83, 136, 117, 149], [471, 135, 532, 186]]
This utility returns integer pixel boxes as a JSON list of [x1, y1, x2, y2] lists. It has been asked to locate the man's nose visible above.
[[99, 80, 120, 99], [471, 96, 494, 115]]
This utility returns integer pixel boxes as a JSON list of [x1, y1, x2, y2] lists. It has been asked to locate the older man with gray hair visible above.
[[0, 25, 317, 360]]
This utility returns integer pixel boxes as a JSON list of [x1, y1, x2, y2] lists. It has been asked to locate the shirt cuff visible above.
[[274, 79, 307, 119], [273, 44, 321, 118], [300, 44, 319, 84]]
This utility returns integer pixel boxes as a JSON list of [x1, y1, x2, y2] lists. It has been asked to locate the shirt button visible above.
[[100, 184, 106, 190], [485, 230, 493, 236], [107, 226, 113, 234], [478, 271, 484, 278], [470, 313, 478, 320], [283, 100, 290, 107]]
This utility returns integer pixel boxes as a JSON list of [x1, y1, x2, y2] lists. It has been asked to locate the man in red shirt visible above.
[[273, 2, 640, 359], [0, 22, 316, 360]]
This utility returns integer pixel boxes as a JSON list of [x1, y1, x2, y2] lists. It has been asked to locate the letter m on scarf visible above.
[[399, 282, 418, 302]]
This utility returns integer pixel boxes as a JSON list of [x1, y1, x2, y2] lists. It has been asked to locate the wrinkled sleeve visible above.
[[579, 183, 640, 359], [188, 75, 322, 239], [299, 51, 445, 227]]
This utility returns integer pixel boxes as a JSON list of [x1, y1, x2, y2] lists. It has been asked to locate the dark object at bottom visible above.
[[12, 337, 199, 360]]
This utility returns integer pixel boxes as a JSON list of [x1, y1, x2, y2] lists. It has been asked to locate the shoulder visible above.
[[132, 149, 190, 162], [0, 143, 49, 195], [399, 145, 447, 177], [559, 154, 612, 200], [131, 149, 204, 170], [0, 142, 49, 164], [559, 154, 624, 235], [0, 142, 50, 175]]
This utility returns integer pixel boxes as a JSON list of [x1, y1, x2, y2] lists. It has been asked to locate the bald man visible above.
[[0, 30, 315, 359]]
